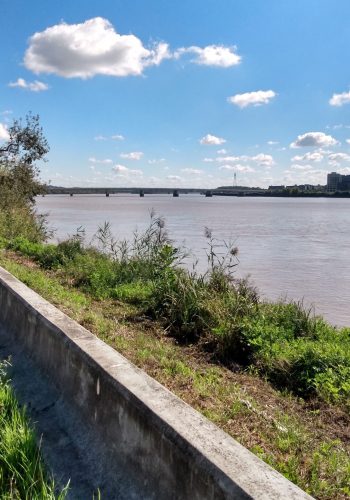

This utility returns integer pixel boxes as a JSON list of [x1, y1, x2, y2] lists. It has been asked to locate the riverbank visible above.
[[1, 223, 349, 499]]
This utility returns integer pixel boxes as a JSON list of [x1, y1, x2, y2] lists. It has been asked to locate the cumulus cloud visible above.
[[23, 17, 240, 79], [24, 17, 170, 78], [8, 78, 48, 92], [217, 148, 227, 155], [111, 134, 124, 141], [346, 139, 350, 145], [112, 164, 128, 173], [329, 91, 350, 107], [215, 153, 274, 166], [216, 155, 240, 163], [0, 123, 10, 141], [267, 140, 279, 145], [290, 132, 338, 148], [181, 168, 202, 174], [283, 168, 328, 186], [175, 45, 241, 67], [88, 157, 113, 164], [251, 153, 274, 166], [328, 152, 350, 166], [228, 90, 276, 108], [219, 164, 255, 173], [112, 164, 142, 175], [199, 134, 226, 145], [120, 151, 143, 160], [291, 151, 325, 162], [94, 135, 107, 141]]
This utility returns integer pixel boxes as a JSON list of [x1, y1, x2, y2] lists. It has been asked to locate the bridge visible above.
[[45, 186, 266, 197]]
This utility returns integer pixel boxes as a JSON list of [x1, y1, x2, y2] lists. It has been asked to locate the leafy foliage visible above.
[[0, 113, 49, 241]]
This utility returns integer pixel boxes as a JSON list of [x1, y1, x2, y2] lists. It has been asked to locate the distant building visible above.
[[327, 172, 350, 192], [268, 185, 285, 191]]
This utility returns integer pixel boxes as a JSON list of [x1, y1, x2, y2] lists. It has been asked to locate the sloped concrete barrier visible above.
[[0, 266, 312, 499]]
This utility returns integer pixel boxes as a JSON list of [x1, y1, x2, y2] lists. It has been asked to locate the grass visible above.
[[0, 361, 68, 499], [5, 218, 350, 410], [0, 249, 349, 499]]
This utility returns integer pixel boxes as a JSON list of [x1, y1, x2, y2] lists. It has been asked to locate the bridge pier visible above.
[[140, 190, 144, 197], [173, 190, 179, 197]]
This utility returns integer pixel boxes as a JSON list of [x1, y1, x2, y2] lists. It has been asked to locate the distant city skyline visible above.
[[1, 1, 350, 188]]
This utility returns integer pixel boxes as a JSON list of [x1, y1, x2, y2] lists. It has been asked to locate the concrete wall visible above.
[[0, 266, 312, 499]]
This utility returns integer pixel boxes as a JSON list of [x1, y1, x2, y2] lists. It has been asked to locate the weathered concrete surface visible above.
[[0, 266, 313, 499]]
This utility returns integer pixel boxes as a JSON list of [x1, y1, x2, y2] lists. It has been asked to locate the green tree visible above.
[[0, 113, 49, 241]]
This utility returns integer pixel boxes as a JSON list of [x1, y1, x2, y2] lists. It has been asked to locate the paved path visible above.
[[0, 323, 148, 500]]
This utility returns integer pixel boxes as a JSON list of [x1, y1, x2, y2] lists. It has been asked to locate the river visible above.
[[36, 194, 350, 327]]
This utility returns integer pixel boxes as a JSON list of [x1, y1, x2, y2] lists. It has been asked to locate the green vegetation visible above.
[[0, 361, 68, 499], [0, 251, 349, 499], [1, 111, 349, 499], [0, 113, 49, 242], [4, 217, 350, 410]]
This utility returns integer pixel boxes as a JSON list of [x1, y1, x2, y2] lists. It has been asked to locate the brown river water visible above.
[[36, 194, 350, 327]]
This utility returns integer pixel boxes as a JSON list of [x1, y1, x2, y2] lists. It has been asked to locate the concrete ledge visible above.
[[0, 266, 312, 499]]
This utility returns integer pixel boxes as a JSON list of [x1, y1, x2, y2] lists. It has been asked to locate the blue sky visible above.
[[1, 0, 350, 188]]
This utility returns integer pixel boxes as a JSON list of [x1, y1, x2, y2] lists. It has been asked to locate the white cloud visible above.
[[120, 151, 143, 160], [338, 167, 350, 175], [181, 168, 202, 174], [346, 139, 350, 145], [267, 140, 279, 145], [199, 134, 226, 145], [328, 152, 350, 166], [217, 148, 227, 155], [290, 164, 313, 171], [88, 157, 113, 164], [290, 132, 338, 148], [219, 164, 255, 173], [8, 78, 48, 92], [215, 153, 274, 166], [112, 164, 142, 176], [251, 153, 274, 166], [216, 155, 240, 163], [291, 151, 324, 162], [175, 45, 241, 67], [203, 157, 215, 162], [329, 91, 350, 107], [228, 90, 276, 108], [94, 135, 107, 141], [111, 134, 124, 141], [148, 158, 165, 164], [24, 17, 170, 78], [112, 164, 128, 173], [0, 123, 10, 141]]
